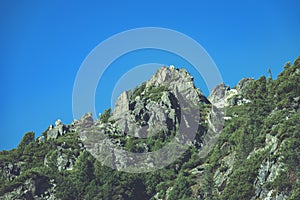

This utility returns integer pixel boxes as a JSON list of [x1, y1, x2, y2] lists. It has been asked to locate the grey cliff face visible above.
[[113, 90, 132, 116]]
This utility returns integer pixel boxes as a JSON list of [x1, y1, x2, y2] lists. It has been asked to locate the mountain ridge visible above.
[[1, 57, 300, 199]]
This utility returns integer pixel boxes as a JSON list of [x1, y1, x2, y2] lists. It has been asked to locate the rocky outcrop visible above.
[[146, 67, 208, 105], [0, 162, 20, 182], [46, 119, 69, 140], [0, 176, 55, 200], [110, 91, 179, 138], [113, 90, 132, 116], [213, 152, 235, 191], [250, 134, 288, 200], [71, 112, 94, 131], [76, 66, 209, 172], [208, 83, 230, 105], [208, 78, 253, 108], [43, 142, 80, 172], [111, 66, 208, 138], [208, 83, 237, 108]]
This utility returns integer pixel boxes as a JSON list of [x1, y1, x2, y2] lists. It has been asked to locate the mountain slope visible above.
[[0, 56, 299, 200]]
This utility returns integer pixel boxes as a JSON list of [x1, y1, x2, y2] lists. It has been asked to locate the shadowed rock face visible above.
[[0, 175, 54, 200], [0, 162, 20, 181]]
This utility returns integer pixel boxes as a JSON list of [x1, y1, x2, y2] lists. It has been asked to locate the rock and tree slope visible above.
[[0, 57, 300, 200]]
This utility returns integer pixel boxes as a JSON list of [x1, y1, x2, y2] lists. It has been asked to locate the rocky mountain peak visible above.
[[146, 66, 194, 87], [108, 66, 210, 141], [1, 57, 300, 199], [113, 65, 207, 117]]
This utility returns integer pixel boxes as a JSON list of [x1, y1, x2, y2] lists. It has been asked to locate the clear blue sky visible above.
[[0, 0, 299, 150]]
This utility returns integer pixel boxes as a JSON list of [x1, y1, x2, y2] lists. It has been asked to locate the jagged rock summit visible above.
[[208, 78, 253, 108], [113, 66, 207, 116], [111, 66, 209, 139]]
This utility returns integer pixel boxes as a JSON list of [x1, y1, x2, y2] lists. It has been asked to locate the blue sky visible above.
[[0, 0, 299, 150]]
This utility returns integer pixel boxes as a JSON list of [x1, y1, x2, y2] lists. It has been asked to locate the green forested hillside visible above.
[[0, 57, 299, 200]]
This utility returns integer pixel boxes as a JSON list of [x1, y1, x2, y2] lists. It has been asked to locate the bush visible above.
[[99, 108, 111, 123]]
